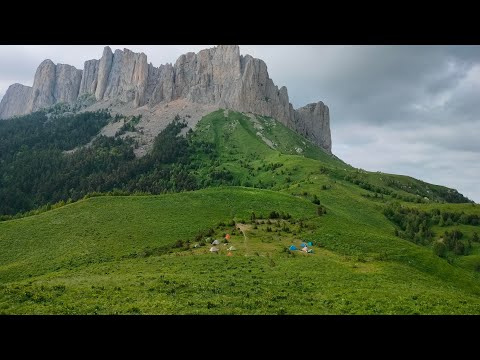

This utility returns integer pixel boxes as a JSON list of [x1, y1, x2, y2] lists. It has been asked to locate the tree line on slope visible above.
[[384, 203, 480, 257], [0, 111, 200, 217], [324, 167, 472, 204]]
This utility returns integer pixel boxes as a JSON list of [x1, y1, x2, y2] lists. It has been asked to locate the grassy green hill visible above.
[[0, 109, 479, 314]]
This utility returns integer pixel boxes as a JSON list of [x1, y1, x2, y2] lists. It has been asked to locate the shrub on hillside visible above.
[[453, 241, 465, 256], [473, 232, 479, 243], [269, 211, 280, 219], [433, 241, 447, 258]]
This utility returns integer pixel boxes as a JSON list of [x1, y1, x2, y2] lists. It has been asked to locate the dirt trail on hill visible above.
[[236, 223, 251, 255]]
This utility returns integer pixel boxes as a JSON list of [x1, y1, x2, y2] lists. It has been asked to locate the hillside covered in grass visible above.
[[1, 186, 479, 314], [0, 109, 479, 314]]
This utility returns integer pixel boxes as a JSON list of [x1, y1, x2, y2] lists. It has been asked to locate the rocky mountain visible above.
[[0, 45, 332, 153]]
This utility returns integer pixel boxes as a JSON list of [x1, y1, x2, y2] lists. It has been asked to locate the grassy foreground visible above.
[[1, 187, 480, 314]]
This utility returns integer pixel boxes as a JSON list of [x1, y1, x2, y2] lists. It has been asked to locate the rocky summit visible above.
[[0, 45, 332, 153]]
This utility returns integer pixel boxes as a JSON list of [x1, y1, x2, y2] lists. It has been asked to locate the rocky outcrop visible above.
[[27, 59, 57, 112], [95, 46, 113, 101], [79, 59, 99, 96], [0, 45, 332, 153], [223, 54, 295, 130], [0, 60, 84, 117], [294, 102, 331, 153], [54, 64, 83, 104], [148, 64, 175, 105], [102, 48, 148, 107], [0, 84, 32, 119]]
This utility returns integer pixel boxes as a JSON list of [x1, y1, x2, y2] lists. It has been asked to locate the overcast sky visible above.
[[1, 45, 479, 203]]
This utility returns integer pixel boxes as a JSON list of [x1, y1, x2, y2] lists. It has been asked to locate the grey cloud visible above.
[[244, 45, 479, 129], [424, 68, 467, 95], [0, 46, 39, 86], [406, 122, 480, 153], [334, 121, 480, 202], [443, 45, 480, 64]]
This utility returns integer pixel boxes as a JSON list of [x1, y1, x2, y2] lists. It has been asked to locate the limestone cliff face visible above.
[[0, 60, 83, 116], [0, 84, 32, 119], [95, 46, 113, 101], [295, 102, 331, 152], [79, 59, 99, 96], [148, 64, 175, 105], [0, 45, 332, 153], [102, 48, 148, 107], [27, 59, 57, 112], [54, 64, 83, 104]]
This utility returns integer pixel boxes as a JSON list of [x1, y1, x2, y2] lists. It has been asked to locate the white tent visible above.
[[227, 246, 236, 251], [210, 246, 219, 253], [212, 239, 221, 245]]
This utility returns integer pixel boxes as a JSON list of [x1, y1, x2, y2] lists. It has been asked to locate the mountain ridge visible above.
[[0, 45, 332, 153]]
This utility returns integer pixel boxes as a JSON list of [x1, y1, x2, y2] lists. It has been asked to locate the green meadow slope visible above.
[[0, 109, 479, 314]]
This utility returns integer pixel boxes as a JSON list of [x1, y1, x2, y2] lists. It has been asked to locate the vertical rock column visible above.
[[54, 64, 83, 103], [95, 46, 114, 101], [79, 59, 100, 96], [27, 59, 57, 112]]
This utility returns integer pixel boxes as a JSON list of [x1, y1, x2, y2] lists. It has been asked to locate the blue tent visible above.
[[307, 242, 313, 246], [289, 245, 298, 251], [300, 243, 307, 248]]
